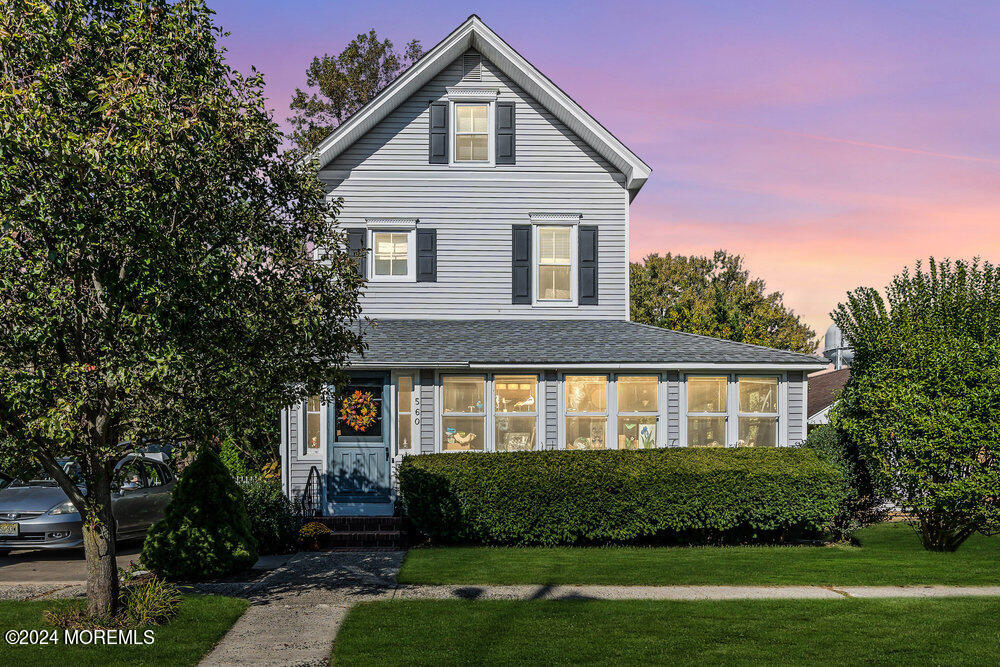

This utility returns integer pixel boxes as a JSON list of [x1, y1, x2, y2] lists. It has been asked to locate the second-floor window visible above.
[[371, 230, 414, 281], [454, 103, 489, 162], [537, 225, 573, 301]]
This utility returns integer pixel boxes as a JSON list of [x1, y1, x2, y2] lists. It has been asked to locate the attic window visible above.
[[463, 53, 482, 82], [454, 103, 489, 162]]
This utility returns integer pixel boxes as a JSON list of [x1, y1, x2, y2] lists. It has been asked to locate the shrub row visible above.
[[399, 448, 847, 546]]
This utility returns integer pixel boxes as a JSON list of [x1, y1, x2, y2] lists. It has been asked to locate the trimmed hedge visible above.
[[398, 448, 847, 545]]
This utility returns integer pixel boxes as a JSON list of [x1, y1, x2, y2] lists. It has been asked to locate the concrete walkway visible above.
[[196, 550, 1000, 666], [198, 551, 405, 666]]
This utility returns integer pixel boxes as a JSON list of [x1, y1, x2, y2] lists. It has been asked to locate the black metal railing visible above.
[[299, 465, 322, 517]]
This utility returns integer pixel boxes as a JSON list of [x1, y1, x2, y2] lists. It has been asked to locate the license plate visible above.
[[0, 522, 18, 537]]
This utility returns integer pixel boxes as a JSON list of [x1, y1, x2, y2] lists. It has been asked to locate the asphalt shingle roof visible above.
[[807, 368, 851, 416], [349, 319, 827, 366]]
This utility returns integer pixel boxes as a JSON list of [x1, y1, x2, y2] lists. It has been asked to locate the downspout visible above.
[[279, 407, 289, 497]]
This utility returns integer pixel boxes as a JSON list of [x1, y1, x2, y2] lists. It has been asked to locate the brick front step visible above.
[[310, 516, 408, 533], [324, 530, 406, 549]]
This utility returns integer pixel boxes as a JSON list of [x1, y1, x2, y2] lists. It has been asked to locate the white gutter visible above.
[[349, 362, 828, 371]]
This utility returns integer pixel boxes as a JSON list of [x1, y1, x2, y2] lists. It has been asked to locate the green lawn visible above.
[[333, 598, 1000, 665], [0, 595, 247, 666], [398, 522, 1000, 586]]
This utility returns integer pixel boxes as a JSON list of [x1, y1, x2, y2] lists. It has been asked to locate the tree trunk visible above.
[[917, 513, 976, 552], [83, 476, 119, 618]]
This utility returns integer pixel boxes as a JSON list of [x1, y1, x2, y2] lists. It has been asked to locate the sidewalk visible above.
[[197, 550, 1000, 666], [393, 583, 1000, 601]]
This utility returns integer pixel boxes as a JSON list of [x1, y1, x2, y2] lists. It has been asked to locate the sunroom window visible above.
[[616, 376, 658, 449], [565, 375, 607, 449], [686, 376, 727, 447], [442, 375, 485, 451], [537, 226, 572, 300], [737, 376, 779, 447], [494, 375, 538, 451], [455, 103, 489, 162]]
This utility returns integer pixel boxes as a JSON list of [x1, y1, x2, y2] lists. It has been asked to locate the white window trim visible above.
[[448, 91, 496, 167], [736, 375, 782, 447], [614, 375, 661, 450], [392, 372, 418, 460], [434, 372, 543, 453], [299, 397, 326, 461], [439, 373, 488, 452], [532, 221, 578, 305], [680, 373, 787, 447], [368, 228, 415, 282], [529, 213, 582, 224], [366, 218, 418, 229], [559, 373, 611, 450], [493, 374, 541, 453]]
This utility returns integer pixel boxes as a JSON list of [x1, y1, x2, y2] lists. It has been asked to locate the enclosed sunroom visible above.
[[279, 319, 826, 516]]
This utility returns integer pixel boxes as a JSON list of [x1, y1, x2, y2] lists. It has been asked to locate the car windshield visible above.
[[8, 460, 85, 487]]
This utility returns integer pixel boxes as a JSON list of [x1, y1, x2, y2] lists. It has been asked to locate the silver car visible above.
[[0, 454, 175, 555]]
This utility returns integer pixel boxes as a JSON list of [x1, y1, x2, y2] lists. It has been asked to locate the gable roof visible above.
[[348, 319, 829, 368], [311, 15, 652, 196], [807, 368, 850, 417]]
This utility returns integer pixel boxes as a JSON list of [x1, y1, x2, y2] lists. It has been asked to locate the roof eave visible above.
[[310, 16, 650, 193]]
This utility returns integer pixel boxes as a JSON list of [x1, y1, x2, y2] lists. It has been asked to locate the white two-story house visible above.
[[279, 16, 827, 516]]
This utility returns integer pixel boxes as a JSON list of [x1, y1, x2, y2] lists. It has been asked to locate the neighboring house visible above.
[[807, 368, 851, 429], [279, 16, 828, 516]]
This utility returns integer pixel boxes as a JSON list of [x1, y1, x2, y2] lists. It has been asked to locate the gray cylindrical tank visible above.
[[823, 324, 854, 369]]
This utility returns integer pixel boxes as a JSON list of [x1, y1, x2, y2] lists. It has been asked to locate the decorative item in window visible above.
[[339, 389, 378, 433], [618, 418, 656, 449], [444, 424, 480, 450]]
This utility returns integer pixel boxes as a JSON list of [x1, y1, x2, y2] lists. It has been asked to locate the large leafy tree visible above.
[[0, 0, 364, 615], [833, 258, 1000, 552], [289, 29, 422, 153], [630, 251, 816, 353]]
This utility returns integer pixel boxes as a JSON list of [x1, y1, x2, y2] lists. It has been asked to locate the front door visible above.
[[327, 375, 390, 501]]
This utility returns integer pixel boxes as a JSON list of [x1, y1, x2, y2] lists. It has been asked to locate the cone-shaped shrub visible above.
[[142, 448, 258, 579]]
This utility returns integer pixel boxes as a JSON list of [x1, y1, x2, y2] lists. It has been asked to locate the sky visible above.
[[210, 0, 1000, 341]]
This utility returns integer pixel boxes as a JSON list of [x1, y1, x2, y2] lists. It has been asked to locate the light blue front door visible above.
[[327, 375, 391, 501]]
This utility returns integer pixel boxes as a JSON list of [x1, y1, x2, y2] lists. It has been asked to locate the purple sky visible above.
[[211, 1, 1000, 339]]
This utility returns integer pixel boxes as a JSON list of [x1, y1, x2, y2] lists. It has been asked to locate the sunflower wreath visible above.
[[339, 389, 378, 432]]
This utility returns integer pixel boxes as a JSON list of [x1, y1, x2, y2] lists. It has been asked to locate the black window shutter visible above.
[[578, 225, 598, 305], [347, 228, 367, 278], [496, 102, 515, 165], [416, 229, 437, 282], [511, 224, 531, 304], [429, 102, 448, 164]]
